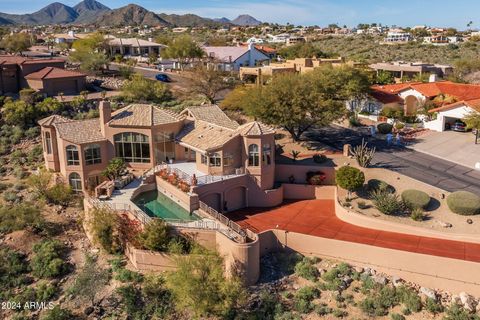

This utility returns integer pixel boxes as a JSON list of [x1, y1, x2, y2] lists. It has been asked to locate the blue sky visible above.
[[0, 0, 478, 29]]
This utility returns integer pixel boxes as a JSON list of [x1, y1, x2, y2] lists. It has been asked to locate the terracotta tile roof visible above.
[[54, 118, 106, 144], [22, 59, 65, 65], [429, 98, 480, 113], [38, 115, 72, 126], [254, 45, 277, 54], [181, 105, 239, 130], [25, 67, 86, 80], [237, 121, 275, 136], [109, 104, 183, 127], [369, 88, 404, 104], [176, 122, 237, 152]]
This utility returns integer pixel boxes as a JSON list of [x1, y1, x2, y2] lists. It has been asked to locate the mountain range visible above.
[[0, 0, 262, 27]]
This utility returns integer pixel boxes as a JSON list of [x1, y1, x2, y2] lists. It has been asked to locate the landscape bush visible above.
[[370, 189, 403, 215], [137, 219, 170, 252], [446, 191, 480, 215], [45, 184, 74, 206], [336, 166, 365, 198], [294, 257, 319, 281], [313, 154, 328, 163], [31, 239, 68, 278], [410, 208, 425, 221], [425, 297, 444, 314], [0, 203, 44, 233], [401, 189, 431, 210], [396, 286, 422, 313], [0, 247, 30, 292], [40, 306, 74, 320], [377, 123, 393, 134], [90, 208, 122, 254], [391, 313, 406, 320]]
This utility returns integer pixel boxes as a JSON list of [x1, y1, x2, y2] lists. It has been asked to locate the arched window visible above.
[[209, 152, 221, 167], [114, 133, 150, 163], [262, 143, 271, 165], [44, 131, 52, 154], [69, 172, 82, 192], [66, 145, 80, 166], [248, 144, 259, 166], [84, 144, 102, 165]]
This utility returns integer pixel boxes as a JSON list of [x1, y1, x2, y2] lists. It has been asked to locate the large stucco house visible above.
[[39, 103, 307, 212]]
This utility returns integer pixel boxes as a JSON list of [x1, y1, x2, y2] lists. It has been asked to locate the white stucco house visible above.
[[424, 100, 480, 132], [202, 44, 271, 72]]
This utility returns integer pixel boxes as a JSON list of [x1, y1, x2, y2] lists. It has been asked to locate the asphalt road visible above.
[[307, 125, 480, 194]]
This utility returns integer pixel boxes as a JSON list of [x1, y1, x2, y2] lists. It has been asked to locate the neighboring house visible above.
[[370, 61, 454, 80], [423, 35, 463, 45], [202, 44, 271, 71], [425, 99, 480, 132], [53, 31, 90, 44], [0, 55, 69, 95], [38, 103, 283, 212], [107, 37, 166, 57], [25, 67, 87, 96], [266, 33, 291, 43], [355, 81, 480, 121], [384, 30, 412, 43]]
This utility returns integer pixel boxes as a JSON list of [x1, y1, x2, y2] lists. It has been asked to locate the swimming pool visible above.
[[133, 190, 199, 221]]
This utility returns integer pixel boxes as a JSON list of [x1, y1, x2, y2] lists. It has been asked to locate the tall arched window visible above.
[[84, 144, 102, 165], [209, 152, 221, 167], [66, 145, 80, 166], [44, 131, 52, 154], [69, 172, 82, 192], [114, 132, 150, 163], [262, 143, 271, 165], [248, 144, 259, 166]]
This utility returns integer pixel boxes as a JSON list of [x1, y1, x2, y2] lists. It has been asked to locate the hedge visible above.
[[401, 189, 431, 210], [446, 191, 480, 216], [377, 123, 393, 134]]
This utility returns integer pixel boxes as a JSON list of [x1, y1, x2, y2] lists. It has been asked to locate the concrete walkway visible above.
[[229, 200, 480, 263]]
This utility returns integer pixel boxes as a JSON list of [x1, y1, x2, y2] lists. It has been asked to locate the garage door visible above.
[[225, 186, 246, 212]]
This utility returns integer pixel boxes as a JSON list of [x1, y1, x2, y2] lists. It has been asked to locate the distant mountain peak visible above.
[[231, 14, 261, 26], [94, 3, 169, 27], [74, 0, 110, 12]]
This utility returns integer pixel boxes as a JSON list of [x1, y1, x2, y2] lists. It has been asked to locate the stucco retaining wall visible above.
[[261, 229, 480, 296], [156, 175, 199, 212], [275, 164, 336, 185], [283, 184, 336, 200]]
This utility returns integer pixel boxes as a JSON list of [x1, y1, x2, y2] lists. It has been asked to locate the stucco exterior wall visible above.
[[156, 175, 199, 212], [275, 164, 336, 185]]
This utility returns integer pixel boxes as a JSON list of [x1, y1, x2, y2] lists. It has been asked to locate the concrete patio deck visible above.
[[228, 200, 480, 263]]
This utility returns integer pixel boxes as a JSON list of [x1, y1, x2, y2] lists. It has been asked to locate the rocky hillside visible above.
[[73, 0, 110, 24], [231, 14, 262, 26], [158, 13, 227, 27], [0, 2, 79, 25], [93, 4, 169, 27]]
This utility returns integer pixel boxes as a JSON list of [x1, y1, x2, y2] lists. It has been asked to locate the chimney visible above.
[[99, 100, 111, 136], [429, 74, 439, 83]]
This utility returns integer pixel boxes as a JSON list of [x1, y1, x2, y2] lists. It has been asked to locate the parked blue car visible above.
[[155, 73, 171, 82]]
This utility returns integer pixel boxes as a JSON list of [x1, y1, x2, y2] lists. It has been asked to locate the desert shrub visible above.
[[316, 303, 333, 316], [45, 184, 74, 206], [410, 208, 425, 221], [367, 179, 395, 193], [370, 189, 403, 215], [294, 257, 319, 281], [36, 281, 58, 301], [320, 263, 351, 291], [0, 247, 30, 291], [137, 219, 170, 252], [391, 313, 406, 320], [357, 201, 368, 209], [425, 297, 444, 314], [396, 286, 422, 313], [3, 191, 20, 203], [0, 182, 10, 191], [377, 123, 393, 134], [13, 167, 28, 179], [41, 306, 74, 320], [359, 286, 399, 316], [401, 189, 431, 209], [444, 303, 480, 320], [447, 191, 480, 215], [336, 166, 365, 198], [31, 239, 68, 278], [167, 236, 193, 254], [115, 268, 143, 283], [332, 309, 348, 318], [395, 122, 405, 130], [0, 203, 44, 233]]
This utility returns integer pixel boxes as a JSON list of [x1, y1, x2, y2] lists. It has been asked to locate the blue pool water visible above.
[[133, 190, 199, 221]]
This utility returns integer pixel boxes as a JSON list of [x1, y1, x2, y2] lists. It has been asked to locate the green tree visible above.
[[3, 99, 36, 128], [189, 66, 232, 103], [69, 254, 109, 306], [277, 42, 328, 59], [70, 32, 109, 73], [375, 70, 395, 85], [89, 207, 122, 254], [102, 158, 126, 180], [0, 203, 44, 233], [27, 168, 53, 198], [1, 33, 32, 54], [463, 112, 480, 144], [336, 166, 365, 199], [243, 66, 353, 141], [220, 85, 250, 111], [166, 251, 246, 318], [121, 74, 172, 103], [161, 35, 203, 70], [137, 219, 170, 252]]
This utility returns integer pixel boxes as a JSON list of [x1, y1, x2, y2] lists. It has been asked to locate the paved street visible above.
[[306, 125, 480, 195]]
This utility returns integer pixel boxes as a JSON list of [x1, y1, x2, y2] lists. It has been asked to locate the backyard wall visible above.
[[283, 184, 336, 200], [156, 175, 199, 212]]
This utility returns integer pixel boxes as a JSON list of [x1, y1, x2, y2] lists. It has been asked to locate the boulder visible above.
[[437, 220, 453, 228], [391, 276, 403, 287], [354, 266, 364, 273], [420, 287, 437, 300], [459, 292, 477, 312], [372, 275, 387, 285]]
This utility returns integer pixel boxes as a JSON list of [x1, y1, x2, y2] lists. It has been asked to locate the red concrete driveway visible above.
[[228, 200, 480, 263]]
